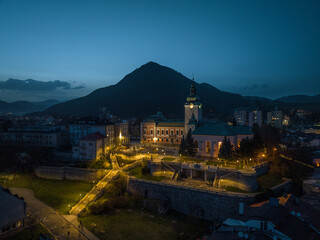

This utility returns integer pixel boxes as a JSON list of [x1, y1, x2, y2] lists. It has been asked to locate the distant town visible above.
[[1, 71, 320, 240]]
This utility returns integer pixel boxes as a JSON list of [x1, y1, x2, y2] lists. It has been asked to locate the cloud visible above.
[[0, 78, 84, 91]]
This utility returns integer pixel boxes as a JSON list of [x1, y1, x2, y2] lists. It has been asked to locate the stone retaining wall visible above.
[[127, 177, 256, 221], [252, 162, 269, 177], [148, 161, 259, 191], [34, 166, 107, 182]]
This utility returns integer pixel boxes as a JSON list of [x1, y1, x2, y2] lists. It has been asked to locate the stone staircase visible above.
[[69, 169, 119, 216]]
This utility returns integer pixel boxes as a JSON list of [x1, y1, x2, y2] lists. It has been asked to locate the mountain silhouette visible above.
[[45, 62, 252, 118], [0, 99, 59, 114], [277, 94, 320, 103]]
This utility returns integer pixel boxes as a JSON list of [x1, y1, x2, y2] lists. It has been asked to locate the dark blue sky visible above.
[[0, 0, 320, 101]]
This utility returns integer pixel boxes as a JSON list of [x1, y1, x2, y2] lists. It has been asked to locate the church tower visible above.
[[184, 81, 202, 134]]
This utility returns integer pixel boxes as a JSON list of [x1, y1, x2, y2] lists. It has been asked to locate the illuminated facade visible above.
[[140, 83, 253, 153], [72, 132, 107, 160]]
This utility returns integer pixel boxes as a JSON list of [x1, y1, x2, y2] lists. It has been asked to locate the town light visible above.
[[153, 137, 158, 143]]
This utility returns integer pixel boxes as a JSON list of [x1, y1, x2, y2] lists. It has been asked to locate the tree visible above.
[[179, 136, 187, 155], [252, 123, 264, 156], [260, 124, 281, 156], [238, 137, 255, 159], [218, 136, 235, 161], [179, 129, 196, 157], [185, 129, 196, 157]]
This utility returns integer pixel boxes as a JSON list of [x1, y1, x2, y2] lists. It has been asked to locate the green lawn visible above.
[[223, 186, 251, 193], [127, 166, 166, 182], [89, 159, 112, 169], [80, 210, 209, 240], [3, 224, 52, 240], [3, 174, 92, 214], [257, 171, 284, 192], [116, 156, 136, 167]]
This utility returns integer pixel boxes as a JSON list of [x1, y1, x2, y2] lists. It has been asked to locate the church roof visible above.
[[157, 121, 184, 127], [192, 122, 252, 136]]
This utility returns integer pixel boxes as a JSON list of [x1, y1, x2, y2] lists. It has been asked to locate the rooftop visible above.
[[0, 188, 25, 228], [80, 132, 105, 141], [192, 121, 253, 136]]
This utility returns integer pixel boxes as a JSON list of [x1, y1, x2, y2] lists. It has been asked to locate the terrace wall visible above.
[[34, 166, 106, 182], [127, 177, 256, 221]]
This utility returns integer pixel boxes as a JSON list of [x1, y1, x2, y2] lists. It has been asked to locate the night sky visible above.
[[0, 0, 320, 101]]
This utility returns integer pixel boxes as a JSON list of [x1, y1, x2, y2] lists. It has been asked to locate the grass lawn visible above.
[[80, 209, 209, 240], [161, 157, 175, 162], [116, 156, 136, 167], [89, 159, 112, 169], [223, 186, 251, 193], [177, 157, 205, 163], [127, 166, 166, 182], [4, 174, 92, 214], [3, 223, 52, 240], [257, 171, 284, 192]]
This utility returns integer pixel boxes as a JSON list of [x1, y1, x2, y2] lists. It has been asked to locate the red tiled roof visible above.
[[80, 132, 105, 141]]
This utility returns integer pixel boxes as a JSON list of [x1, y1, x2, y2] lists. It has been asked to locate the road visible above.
[[10, 187, 100, 240]]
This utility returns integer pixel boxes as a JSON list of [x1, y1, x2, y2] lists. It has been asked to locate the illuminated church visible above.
[[140, 83, 252, 157]]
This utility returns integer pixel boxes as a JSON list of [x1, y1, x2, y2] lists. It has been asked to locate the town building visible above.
[[192, 121, 253, 158], [234, 108, 263, 127], [141, 83, 253, 157], [69, 117, 115, 146], [0, 125, 67, 148], [70, 117, 130, 160], [114, 121, 130, 145], [248, 109, 263, 127], [304, 124, 320, 134], [72, 132, 107, 160], [140, 112, 184, 145], [267, 108, 283, 128], [0, 188, 26, 236], [209, 196, 320, 240]]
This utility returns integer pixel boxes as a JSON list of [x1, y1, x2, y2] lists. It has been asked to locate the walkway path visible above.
[[70, 170, 119, 216], [10, 187, 99, 240]]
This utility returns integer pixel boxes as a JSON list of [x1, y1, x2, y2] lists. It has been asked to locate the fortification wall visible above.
[[219, 172, 258, 192], [252, 162, 269, 177], [34, 166, 106, 182], [148, 161, 259, 191], [127, 177, 256, 221]]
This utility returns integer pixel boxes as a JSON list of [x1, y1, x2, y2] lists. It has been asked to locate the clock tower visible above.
[[184, 81, 202, 134]]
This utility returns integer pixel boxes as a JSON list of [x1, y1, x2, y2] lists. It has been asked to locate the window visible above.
[[181, 130, 183, 135], [260, 222, 268, 231], [206, 141, 211, 153], [161, 130, 164, 135], [144, 128, 146, 134], [171, 130, 174, 135], [166, 138, 169, 142], [176, 139, 179, 143], [166, 130, 168, 135], [195, 140, 199, 151], [176, 130, 179, 135], [150, 129, 153, 135], [157, 129, 160, 135]]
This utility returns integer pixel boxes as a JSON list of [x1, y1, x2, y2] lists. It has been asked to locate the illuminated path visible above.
[[10, 187, 99, 240], [70, 170, 120, 216]]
